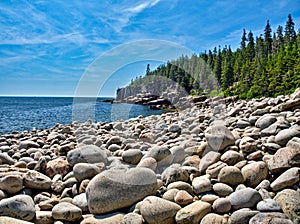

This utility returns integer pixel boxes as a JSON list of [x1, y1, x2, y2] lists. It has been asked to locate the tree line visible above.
[[128, 14, 300, 99]]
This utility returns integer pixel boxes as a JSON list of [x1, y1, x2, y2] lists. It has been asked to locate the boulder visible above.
[[86, 167, 157, 214]]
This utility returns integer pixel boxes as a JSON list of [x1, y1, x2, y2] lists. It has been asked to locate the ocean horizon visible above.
[[0, 96, 165, 134]]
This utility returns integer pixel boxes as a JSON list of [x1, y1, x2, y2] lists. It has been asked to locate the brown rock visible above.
[[45, 158, 71, 178]]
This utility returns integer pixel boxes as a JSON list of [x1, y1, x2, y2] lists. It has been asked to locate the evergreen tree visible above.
[[241, 29, 247, 50], [247, 31, 255, 62], [264, 20, 272, 56], [284, 14, 296, 45]]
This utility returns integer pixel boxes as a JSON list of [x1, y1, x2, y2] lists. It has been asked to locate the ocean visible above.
[[0, 97, 165, 134]]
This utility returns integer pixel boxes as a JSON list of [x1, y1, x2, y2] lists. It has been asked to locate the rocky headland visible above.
[[0, 89, 299, 223]]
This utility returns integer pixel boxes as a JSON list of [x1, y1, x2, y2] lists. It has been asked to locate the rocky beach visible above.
[[0, 89, 299, 224]]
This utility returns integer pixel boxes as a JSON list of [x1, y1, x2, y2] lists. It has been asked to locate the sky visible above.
[[0, 0, 299, 97]]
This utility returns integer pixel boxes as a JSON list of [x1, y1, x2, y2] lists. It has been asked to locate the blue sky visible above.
[[0, 0, 299, 97]]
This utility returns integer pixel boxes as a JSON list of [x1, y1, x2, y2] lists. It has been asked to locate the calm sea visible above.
[[0, 97, 165, 134]]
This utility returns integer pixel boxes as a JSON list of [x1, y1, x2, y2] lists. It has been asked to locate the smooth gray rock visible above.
[[213, 183, 233, 197], [256, 199, 281, 212], [73, 163, 103, 182], [228, 188, 262, 210], [86, 167, 157, 214], [205, 125, 235, 151], [72, 193, 89, 212], [67, 145, 108, 166], [0, 153, 14, 165], [212, 198, 231, 214], [122, 149, 143, 165], [270, 167, 300, 191], [275, 127, 300, 146], [229, 209, 260, 224], [199, 151, 221, 173], [52, 202, 82, 221], [19, 140, 40, 149], [140, 196, 181, 224], [255, 115, 277, 130], [0, 195, 35, 221], [200, 213, 229, 224]]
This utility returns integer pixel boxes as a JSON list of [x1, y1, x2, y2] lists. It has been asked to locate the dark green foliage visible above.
[[127, 14, 299, 99]]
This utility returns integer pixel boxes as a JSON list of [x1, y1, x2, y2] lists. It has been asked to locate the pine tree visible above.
[[247, 31, 255, 62], [264, 20, 272, 57], [284, 14, 296, 45], [241, 29, 247, 50]]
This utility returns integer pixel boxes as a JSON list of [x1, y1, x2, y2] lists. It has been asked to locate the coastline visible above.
[[0, 89, 299, 223]]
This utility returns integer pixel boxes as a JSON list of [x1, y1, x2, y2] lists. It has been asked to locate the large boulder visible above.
[[86, 167, 157, 214]]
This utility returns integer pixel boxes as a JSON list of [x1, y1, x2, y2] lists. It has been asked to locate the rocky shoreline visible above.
[[0, 89, 299, 223]]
